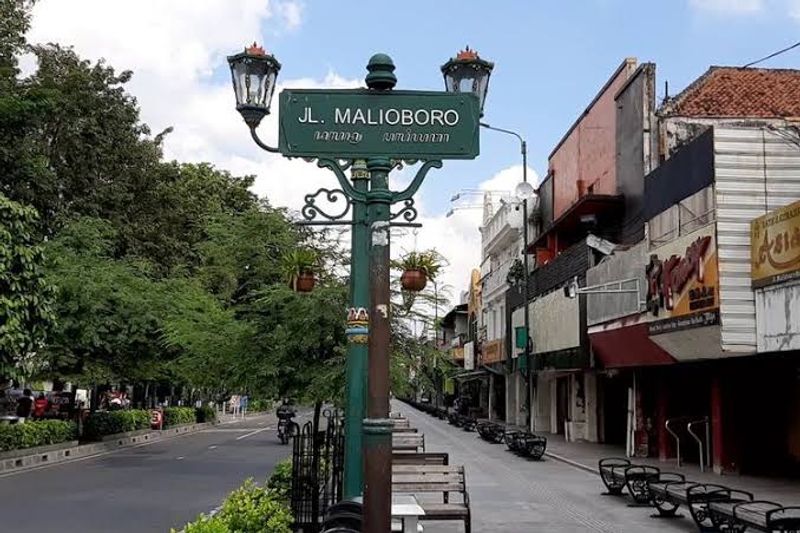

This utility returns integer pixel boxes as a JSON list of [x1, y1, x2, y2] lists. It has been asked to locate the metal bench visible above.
[[392, 418, 410, 429], [392, 433, 425, 453], [476, 421, 506, 444], [393, 464, 471, 533], [392, 452, 449, 466], [708, 499, 800, 532], [598, 458, 664, 505], [504, 430, 547, 460], [648, 482, 753, 530]]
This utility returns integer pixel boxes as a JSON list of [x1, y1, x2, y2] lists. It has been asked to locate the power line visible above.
[[743, 40, 800, 68]]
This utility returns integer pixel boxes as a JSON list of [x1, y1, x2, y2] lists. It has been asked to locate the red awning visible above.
[[590, 323, 676, 368]]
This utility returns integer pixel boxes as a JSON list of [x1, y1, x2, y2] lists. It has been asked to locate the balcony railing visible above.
[[481, 338, 505, 365], [482, 260, 512, 301]]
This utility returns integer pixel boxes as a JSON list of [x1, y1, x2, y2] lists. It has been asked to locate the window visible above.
[[648, 185, 715, 247]]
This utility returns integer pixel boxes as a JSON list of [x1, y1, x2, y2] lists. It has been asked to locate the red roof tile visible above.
[[663, 66, 800, 118]]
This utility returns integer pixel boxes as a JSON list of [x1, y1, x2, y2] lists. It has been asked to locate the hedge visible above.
[[0, 420, 77, 452], [174, 463, 294, 532], [173, 479, 292, 533], [195, 405, 216, 424], [83, 410, 150, 440], [163, 407, 196, 427]]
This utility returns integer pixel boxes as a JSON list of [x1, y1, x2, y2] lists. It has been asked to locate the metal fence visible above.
[[290, 408, 344, 532]]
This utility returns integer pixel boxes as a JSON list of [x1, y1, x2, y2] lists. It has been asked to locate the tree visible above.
[[0, 194, 55, 379]]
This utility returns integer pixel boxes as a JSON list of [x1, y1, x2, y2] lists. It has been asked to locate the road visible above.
[[0, 413, 291, 533], [397, 402, 698, 533]]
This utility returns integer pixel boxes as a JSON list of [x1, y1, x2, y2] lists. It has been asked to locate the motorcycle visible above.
[[277, 416, 296, 444]]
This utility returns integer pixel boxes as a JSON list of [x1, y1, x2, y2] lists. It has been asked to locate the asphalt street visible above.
[[0, 413, 290, 533], [397, 402, 698, 533]]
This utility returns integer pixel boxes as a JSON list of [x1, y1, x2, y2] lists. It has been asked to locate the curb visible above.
[[545, 450, 599, 476], [0, 421, 215, 476]]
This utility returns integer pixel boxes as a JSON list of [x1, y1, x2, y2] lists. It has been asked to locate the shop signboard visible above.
[[751, 200, 800, 288], [645, 225, 719, 333]]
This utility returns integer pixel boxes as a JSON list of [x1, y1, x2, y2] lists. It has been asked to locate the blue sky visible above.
[[26, 0, 800, 295], [240, 0, 800, 213]]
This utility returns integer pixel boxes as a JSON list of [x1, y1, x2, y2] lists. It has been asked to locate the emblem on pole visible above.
[[346, 307, 369, 344]]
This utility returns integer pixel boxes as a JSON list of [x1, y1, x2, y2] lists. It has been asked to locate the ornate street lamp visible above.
[[441, 46, 495, 115], [227, 42, 282, 131]]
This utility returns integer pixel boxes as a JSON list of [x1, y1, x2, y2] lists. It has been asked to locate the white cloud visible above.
[[688, 0, 764, 13], [789, 0, 800, 19], [24, 0, 518, 312]]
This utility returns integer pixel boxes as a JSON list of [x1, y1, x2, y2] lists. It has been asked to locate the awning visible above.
[[590, 323, 676, 368], [453, 370, 489, 382]]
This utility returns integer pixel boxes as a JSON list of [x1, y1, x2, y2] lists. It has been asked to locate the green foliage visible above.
[[216, 479, 293, 533], [248, 399, 271, 412], [175, 479, 293, 533], [266, 459, 293, 502], [0, 194, 55, 379], [506, 258, 525, 286], [0, 420, 77, 452], [83, 410, 150, 440], [195, 406, 216, 424], [176, 515, 230, 533], [392, 249, 446, 280], [163, 407, 196, 427]]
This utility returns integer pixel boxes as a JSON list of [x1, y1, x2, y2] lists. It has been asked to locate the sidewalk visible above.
[[544, 433, 800, 506], [394, 401, 695, 532]]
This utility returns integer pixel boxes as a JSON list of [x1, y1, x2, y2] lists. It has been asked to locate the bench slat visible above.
[[393, 465, 463, 473], [393, 482, 465, 492]]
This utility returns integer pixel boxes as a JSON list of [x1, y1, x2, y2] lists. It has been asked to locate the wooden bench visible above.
[[708, 499, 800, 532], [598, 458, 667, 505], [393, 464, 471, 533], [504, 430, 548, 460], [392, 426, 418, 433], [392, 452, 449, 466], [392, 418, 410, 429], [392, 433, 425, 453]]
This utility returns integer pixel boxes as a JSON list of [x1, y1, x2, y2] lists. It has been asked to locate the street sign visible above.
[[278, 89, 480, 159]]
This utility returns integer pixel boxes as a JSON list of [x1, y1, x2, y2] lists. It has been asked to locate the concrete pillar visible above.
[[711, 373, 737, 474]]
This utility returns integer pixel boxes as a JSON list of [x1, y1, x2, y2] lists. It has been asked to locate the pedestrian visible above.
[[241, 395, 248, 418], [15, 389, 34, 422], [33, 392, 49, 420]]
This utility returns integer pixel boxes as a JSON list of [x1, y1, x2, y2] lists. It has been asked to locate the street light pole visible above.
[[479, 122, 533, 431]]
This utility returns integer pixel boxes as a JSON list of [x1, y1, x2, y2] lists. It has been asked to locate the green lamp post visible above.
[[228, 44, 493, 532]]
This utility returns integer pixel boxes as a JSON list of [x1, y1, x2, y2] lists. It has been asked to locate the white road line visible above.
[[177, 456, 184, 460], [235, 427, 270, 441], [208, 445, 217, 449]]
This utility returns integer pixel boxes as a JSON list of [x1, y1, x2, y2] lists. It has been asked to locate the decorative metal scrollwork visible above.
[[302, 188, 352, 221], [390, 198, 418, 223]]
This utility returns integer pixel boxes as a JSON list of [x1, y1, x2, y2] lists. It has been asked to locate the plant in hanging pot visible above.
[[281, 248, 319, 293], [393, 250, 444, 292]]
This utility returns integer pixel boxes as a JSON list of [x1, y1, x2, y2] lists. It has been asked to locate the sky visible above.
[[23, 0, 800, 304]]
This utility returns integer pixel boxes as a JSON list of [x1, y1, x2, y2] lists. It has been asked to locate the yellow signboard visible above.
[[751, 200, 800, 288]]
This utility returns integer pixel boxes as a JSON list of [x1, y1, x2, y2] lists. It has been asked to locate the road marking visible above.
[[177, 456, 184, 460], [208, 445, 217, 450], [235, 427, 270, 441], [200, 429, 252, 433]]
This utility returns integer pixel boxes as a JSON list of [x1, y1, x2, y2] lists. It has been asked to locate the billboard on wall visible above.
[[644, 225, 720, 334], [751, 200, 800, 288]]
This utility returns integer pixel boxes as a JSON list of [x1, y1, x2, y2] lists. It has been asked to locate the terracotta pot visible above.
[[401, 269, 428, 292], [293, 272, 316, 293]]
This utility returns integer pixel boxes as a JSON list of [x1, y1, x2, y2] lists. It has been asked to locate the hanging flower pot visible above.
[[282, 248, 319, 293], [401, 268, 428, 292], [294, 271, 316, 292]]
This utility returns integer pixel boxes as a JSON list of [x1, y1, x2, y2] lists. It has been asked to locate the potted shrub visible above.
[[394, 250, 443, 292], [282, 249, 318, 292]]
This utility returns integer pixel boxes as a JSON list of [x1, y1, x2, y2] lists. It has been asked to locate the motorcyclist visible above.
[[276, 399, 296, 444], [276, 398, 296, 420]]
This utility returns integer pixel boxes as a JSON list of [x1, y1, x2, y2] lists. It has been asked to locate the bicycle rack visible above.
[[687, 417, 711, 473], [665, 416, 711, 471], [665, 417, 683, 468]]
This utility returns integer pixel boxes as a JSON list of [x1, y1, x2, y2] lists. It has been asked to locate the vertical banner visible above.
[[464, 341, 475, 370]]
